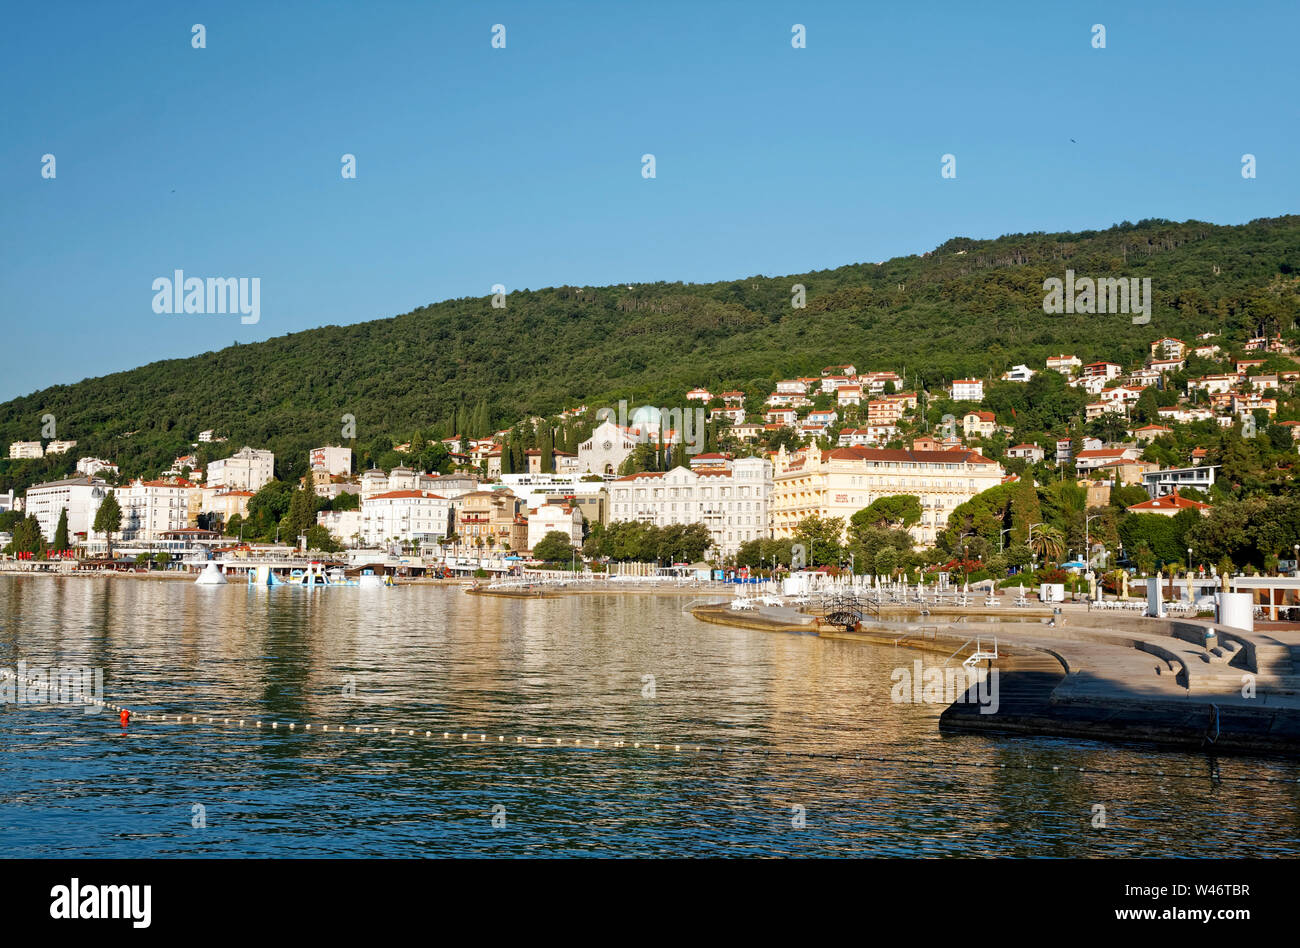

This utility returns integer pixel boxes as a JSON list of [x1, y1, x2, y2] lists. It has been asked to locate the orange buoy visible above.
[[119, 709, 130, 727]]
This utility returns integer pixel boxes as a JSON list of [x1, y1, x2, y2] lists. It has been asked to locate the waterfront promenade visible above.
[[691, 598, 1300, 756]]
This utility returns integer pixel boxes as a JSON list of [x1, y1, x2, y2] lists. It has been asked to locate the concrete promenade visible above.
[[692, 600, 1300, 756]]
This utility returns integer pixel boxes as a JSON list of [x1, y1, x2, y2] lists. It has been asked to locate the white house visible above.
[[1000, 364, 1036, 383], [951, 379, 984, 402], [76, 457, 119, 478], [527, 503, 584, 551]]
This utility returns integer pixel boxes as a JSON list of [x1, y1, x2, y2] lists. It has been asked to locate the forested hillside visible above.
[[2, 215, 1297, 492]]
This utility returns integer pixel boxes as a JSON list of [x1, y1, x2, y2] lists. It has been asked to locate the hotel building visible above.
[[606, 457, 772, 557], [770, 445, 1005, 546]]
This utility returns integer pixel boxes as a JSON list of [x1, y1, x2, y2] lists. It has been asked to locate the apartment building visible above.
[[361, 490, 456, 547], [309, 446, 353, 476], [23, 477, 111, 547], [456, 490, 528, 551], [116, 479, 192, 543], [607, 456, 772, 557], [207, 446, 275, 491], [951, 379, 984, 402], [770, 445, 1005, 547], [9, 441, 43, 460]]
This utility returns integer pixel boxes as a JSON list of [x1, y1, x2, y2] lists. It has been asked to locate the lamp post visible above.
[[999, 526, 1013, 552], [1294, 544, 1298, 578], [1084, 513, 1103, 594]]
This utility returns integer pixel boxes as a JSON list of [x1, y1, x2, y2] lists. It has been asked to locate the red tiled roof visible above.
[[1127, 490, 1211, 513]]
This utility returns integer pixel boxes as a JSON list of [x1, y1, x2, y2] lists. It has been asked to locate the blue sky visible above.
[[1, 0, 1296, 401]]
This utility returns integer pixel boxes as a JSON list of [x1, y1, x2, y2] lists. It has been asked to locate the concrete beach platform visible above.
[[691, 601, 1300, 757]]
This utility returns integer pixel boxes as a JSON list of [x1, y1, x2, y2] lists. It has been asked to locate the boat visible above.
[[358, 569, 394, 588], [194, 563, 227, 585]]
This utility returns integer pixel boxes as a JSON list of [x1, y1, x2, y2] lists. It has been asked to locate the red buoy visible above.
[[119, 709, 130, 727]]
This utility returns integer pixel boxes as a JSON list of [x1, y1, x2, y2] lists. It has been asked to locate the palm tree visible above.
[[1028, 524, 1065, 564]]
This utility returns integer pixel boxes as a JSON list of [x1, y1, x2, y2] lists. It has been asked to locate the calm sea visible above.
[[1, 576, 1297, 857]]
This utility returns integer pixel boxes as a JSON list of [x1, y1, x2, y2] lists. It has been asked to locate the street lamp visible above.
[[1084, 513, 1103, 570]]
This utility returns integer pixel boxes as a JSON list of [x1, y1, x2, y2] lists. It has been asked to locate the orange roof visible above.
[[1127, 490, 1211, 513]]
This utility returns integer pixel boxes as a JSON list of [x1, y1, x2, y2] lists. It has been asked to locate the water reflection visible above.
[[0, 576, 1297, 857]]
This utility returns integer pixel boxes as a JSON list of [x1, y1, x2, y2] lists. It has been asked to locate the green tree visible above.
[[304, 524, 341, 553], [7, 514, 46, 556], [92, 492, 122, 558], [851, 495, 921, 531], [51, 507, 69, 551], [532, 530, 576, 562], [282, 486, 317, 544], [1028, 523, 1065, 563], [794, 515, 845, 567]]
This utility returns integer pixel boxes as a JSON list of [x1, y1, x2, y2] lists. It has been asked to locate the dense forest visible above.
[[2, 215, 1298, 495]]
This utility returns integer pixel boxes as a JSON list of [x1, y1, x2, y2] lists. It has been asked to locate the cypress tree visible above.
[[540, 426, 555, 473], [52, 507, 70, 551]]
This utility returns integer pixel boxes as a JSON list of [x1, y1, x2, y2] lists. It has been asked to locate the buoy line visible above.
[[2, 667, 1297, 785]]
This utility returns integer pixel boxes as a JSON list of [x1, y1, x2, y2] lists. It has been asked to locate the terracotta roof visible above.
[[1127, 490, 1211, 513]]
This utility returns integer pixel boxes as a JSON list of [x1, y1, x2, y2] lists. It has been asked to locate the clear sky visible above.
[[2, 0, 1296, 401]]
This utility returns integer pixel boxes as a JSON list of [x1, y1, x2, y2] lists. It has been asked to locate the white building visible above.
[[499, 472, 607, 510], [23, 477, 111, 547], [206, 446, 275, 491], [1046, 354, 1081, 375], [76, 457, 119, 478], [951, 379, 984, 402], [1000, 365, 1036, 383], [45, 440, 77, 455], [527, 503, 584, 551], [607, 456, 772, 557], [9, 441, 43, 460], [1007, 443, 1045, 462], [317, 509, 363, 547], [577, 420, 642, 476], [197, 430, 227, 443], [309, 445, 353, 476], [115, 479, 192, 543], [360, 490, 456, 546]]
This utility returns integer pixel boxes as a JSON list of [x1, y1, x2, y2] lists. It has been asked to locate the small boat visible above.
[[194, 563, 227, 585]]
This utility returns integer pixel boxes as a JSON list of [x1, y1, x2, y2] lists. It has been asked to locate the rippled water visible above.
[[1, 575, 1297, 857]]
